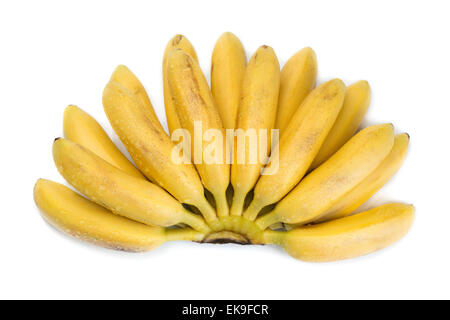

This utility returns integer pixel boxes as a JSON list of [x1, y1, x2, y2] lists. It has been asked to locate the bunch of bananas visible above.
[[34, 32, 414, 262]]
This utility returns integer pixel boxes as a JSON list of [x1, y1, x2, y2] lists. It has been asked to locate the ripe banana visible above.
[[63, 105, 145, 180], [310, 80, 371, 169], [34, 179, 204, 252], [163, 35, 199, 134], [316, 133, 410, 222], [34, 33, 413, 262], [263, 203, 414, 262], [103, 80, 217, 223], [109, 65, 164, 133], [230, 45, 280, 216], [211, 32, 246, 129], [275, 47, 317, 135], [167, 48, 230, 217], [243, 79, 346, 220], [53, 138, 210, 233], [256, 123, 395, 228]]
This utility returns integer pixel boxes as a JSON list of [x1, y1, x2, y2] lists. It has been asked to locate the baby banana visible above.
[[163, 35, 199, 134], [53, 138, 210, 233], [256, 123, 395, 228], [34, 179, 204, 252], [63, 105, 145, 180], [211, 32, 246, 129], [275, 47, 317, 135], [263, 203, 414, 262], [244, 79, 346, 220], [317, 133, 410, 222], [310, 80, 371, 169], [230, 45, 281, 216], [109, 65, 165, 133], [167, 49, 230, 217], [33, 33, 414, 262], [103, 80, 217, 223]]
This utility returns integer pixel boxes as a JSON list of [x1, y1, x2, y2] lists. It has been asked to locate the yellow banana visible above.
[[256, 124, 395, 228], [109, 65, 164, 132], [63, 105, 145, 180], [244, 79, 346, 220], [211, 32, 246, 129], [34, 179, 204, 252], [167, 48, 230, 217], [310, 80, 371, 169], [163, 35, 199, 134], [102, 81, 217, 223], [53, 138, 210, 233], [275, 47, 317, 135], [263, 203, 414, 262], [230, 45, 281, 216], [316, 133, 409, 222]]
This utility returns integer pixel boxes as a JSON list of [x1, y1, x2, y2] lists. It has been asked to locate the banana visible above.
[[163, 35, 199, 134], [33, 33, 414, 261], [109, 65, 164, 132], [53, 138, 210, 233], [316, 133, 409, 223], [63, 105, 145, 180], [243, 79, 346, 220], [211, 32, 246, 129], [34, 179, 204, 252], [103, 80, 217, 223], [275, 47, 317, 135], [229, 45, 281, 216], [256, 124, 395, 228], [310, 80, 371, 169], [167, 49, 230, 217], [263, 203, 414, 262]]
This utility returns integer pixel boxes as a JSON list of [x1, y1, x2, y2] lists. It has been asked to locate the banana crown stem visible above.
[[243, 200, 265, 221], [255, 211, 280, 230], [262, 230, 285, 245], [206, 216, 265, 244], [179, 210, 211, 234], [214, 192, 230, 217], [194, 199, 219, 223], [165, 228, 205, 242], [229, 189, 247, 216]]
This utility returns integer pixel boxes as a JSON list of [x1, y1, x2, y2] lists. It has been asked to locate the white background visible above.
[[1, 0, 449, 299]]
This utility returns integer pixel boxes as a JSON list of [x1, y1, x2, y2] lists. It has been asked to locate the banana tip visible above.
[[115, 64, 127, 70], [303, 46, 316, 54], [172, 34, 184, 45]]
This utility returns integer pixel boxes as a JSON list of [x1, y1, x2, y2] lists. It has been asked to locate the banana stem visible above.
[[243, 200, 264, 221], [229, 189, 246, 216], [262, 230, 285, 245], [179, 210, 211, 234], [165, 228, 205, 242], [215, 192, 229, 217], [255, 211, 280, 230], [196, 199, 219, 223]]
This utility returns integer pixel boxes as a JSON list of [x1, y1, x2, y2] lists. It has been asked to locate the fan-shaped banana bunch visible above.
[[34, 32, 414, 262]]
